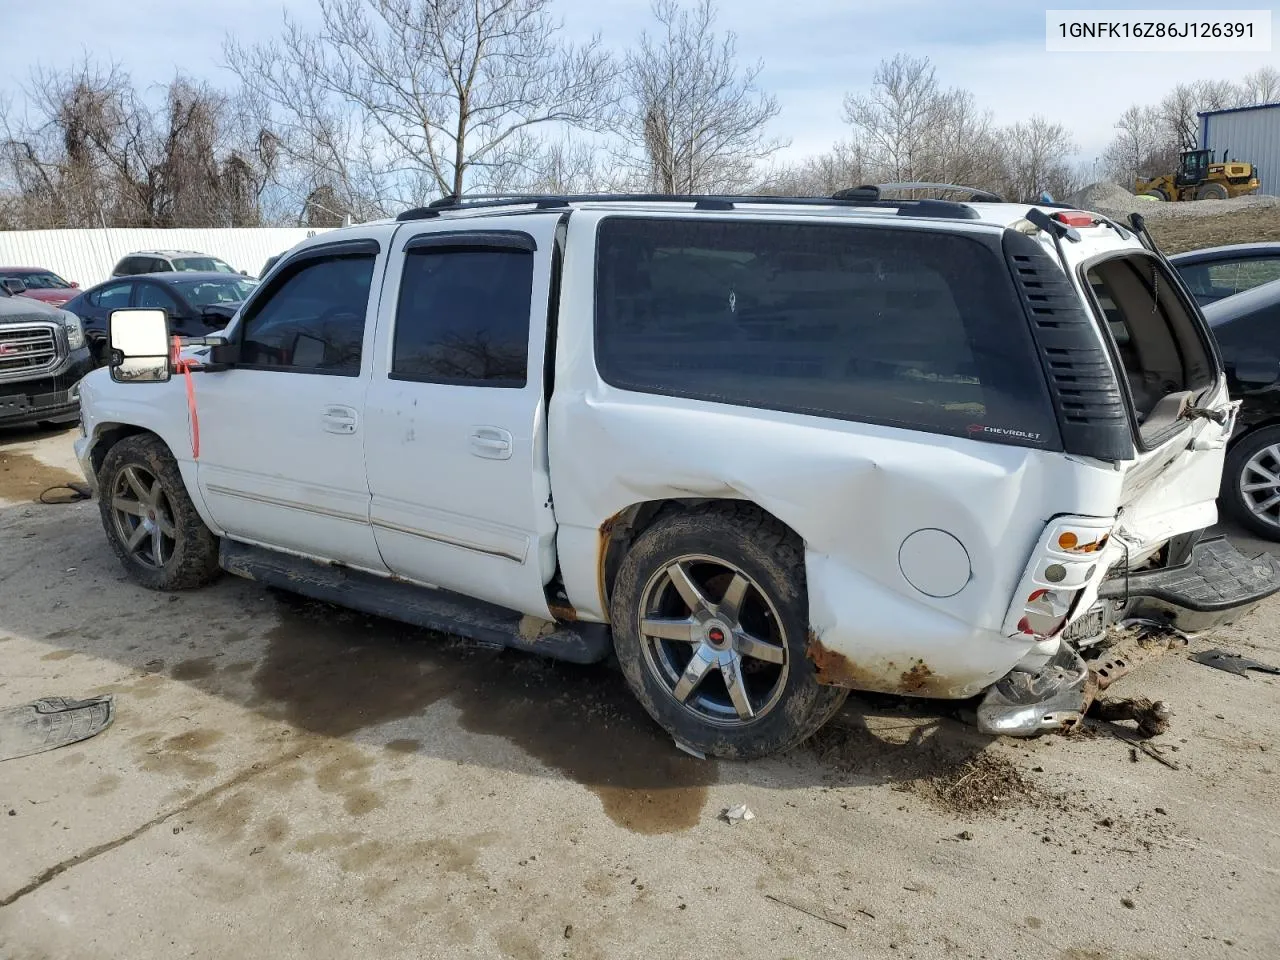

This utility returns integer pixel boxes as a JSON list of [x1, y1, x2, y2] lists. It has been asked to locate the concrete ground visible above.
[[2, 427, 1278, 960]]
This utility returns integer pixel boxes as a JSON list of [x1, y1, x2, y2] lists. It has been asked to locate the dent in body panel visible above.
[[551, 390, 1126, 699]]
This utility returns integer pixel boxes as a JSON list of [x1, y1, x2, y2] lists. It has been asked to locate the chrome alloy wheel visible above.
[[1241, 443, 1280, 533], [110, 464, 177, 568], [637, 555, 790, 726]]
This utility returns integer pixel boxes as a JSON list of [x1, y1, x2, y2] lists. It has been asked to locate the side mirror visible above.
[[2, 277, 27, 295], [108, 309, 171, 383]]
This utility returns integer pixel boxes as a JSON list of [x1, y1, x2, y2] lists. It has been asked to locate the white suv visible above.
[[74, 189, 1280, 759]]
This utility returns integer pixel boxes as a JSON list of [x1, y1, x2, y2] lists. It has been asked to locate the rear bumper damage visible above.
[[976, 536, 1280, 737]]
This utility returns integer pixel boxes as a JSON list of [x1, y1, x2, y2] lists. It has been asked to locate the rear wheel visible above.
[[610, 505, 847, 760], [1196, 182, 1229, 201], [1223, 426, 1280, 541], [98, 434, 221, 589]]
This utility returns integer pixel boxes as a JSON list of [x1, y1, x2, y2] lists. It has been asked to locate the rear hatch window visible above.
[[1083, 254, 1216, 446], [595, 217, 1060, 449]]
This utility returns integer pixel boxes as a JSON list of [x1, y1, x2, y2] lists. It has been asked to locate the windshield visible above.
[[0, 270, 70, 289], [174, 278, 259, 307], [170, 257, 238, 274]]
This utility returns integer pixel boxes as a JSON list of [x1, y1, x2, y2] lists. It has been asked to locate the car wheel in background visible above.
[[1223, 426, 1280, 541]]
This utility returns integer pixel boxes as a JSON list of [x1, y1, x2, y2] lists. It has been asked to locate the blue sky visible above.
[[4, 0, 1278, 170]]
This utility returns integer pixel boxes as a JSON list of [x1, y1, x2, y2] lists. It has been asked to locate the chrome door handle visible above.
[[470, 426, 512, 460], [322, 405, 358, 435]]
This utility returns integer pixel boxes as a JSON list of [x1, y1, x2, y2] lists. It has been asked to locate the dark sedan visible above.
[[63, 272, 258, 363], [1206, 277, 1280, 540], [1170, 242, 1280, 307]]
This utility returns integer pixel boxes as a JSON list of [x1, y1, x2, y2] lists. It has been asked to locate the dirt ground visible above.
[[1149, 208, 1280, 254], [2, 427, 1279, 960]]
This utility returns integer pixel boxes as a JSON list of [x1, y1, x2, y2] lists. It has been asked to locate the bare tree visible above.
[[1102, 104, 1171, 186], [616, 0, 785, 194], [0, 59, 278, 228], [1239, 66, 1280, 106], [841, 54, 1001, 191], [227, 0, 616, 210], [760, 141, 865, 196], [999, 115, 1078, 201]]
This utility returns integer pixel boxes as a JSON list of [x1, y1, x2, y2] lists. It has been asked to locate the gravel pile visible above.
[[1066, 181, 1280, 222]]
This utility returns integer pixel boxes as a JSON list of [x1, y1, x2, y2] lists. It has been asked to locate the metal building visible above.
[[1200, 102, 1280, 196]]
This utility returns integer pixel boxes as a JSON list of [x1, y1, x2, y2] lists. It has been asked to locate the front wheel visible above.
[[1223, 427, 1280, 541], [1196, 181, 1229, 201], [609, 505, 847, 760], [98, 434, 221, 590]]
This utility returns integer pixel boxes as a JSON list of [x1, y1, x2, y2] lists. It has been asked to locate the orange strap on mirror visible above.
[[169, 336, 201, 460]]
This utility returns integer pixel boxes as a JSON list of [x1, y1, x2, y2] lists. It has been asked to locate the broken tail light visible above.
[[1004, 518, 1113, 640]]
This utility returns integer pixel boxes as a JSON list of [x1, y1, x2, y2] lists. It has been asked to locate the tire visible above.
[[609, 504, 848, 760], [1196, 182, 1229, 201], [1223, 428, 1280, 541], [1141, 190, 1168, 201], [97, 434, 221, 589]]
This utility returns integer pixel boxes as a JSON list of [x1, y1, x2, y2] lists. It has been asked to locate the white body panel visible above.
[[76, 199, 1238, 702], [362, 214, 562, 616]]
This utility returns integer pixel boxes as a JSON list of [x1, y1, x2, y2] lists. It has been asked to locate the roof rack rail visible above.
[[876, 182, 1004, 203], [395, 191, 985, 222]]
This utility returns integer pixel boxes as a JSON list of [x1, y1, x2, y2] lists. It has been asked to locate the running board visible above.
[[219, 540, 613, 665]]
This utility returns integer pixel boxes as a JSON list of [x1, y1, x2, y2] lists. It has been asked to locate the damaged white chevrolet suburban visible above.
[[73, 188, 1280, 759]]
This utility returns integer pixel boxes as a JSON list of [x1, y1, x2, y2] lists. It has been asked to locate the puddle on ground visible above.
[[251, 594, 717, 834], [0, 450, 83, 503]]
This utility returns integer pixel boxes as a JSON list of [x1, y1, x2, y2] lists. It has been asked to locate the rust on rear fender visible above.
[[807, 632, 948, 697], [596, 511, 625, 623], [547, 599, 579, 623]]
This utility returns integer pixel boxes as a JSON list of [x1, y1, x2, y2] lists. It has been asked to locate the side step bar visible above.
[[219, 540, 613, 665]]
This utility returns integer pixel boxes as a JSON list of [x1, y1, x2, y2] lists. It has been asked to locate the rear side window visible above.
[[594, 217, 1058, 446], [392, 247, 533, 386], [238, 253, 375, 375]]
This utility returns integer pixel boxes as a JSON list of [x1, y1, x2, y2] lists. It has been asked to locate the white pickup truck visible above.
[[75, 190, 1280, 759]]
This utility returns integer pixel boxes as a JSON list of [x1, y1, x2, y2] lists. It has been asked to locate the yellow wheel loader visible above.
[[1136, 149, 1260, 201]]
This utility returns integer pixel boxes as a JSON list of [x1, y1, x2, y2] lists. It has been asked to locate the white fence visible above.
[[0, 227, 337, 288]]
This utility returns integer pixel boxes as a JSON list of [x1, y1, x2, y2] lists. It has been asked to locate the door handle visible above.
[[470, 426, 512, 460], [322, 405, 359, 435]]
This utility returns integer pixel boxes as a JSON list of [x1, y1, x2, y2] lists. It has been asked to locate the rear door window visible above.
[[392, 246, 533, 386], [594, 217, 1058, 447], [1085, 254, 1215, 446], [90, 281, 133, 308]]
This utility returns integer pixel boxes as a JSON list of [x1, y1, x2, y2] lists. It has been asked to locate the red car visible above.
[[0, 267, 81, 306]]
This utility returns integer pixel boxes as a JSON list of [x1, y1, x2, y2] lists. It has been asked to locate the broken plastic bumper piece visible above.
[[976, 642, 1089, 737]]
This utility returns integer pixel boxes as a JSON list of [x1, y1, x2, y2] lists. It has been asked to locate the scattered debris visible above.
[[1191, 649, 1280, 678], [0, 695, 115, 762], [1121, 897, 1136, 909], [39, 481, 91, 505], [1104, 726, 1180, 770], [1087, 697, 1172, 738], [721, 803, 755, 824], [763, 893, 849, 931], [956, 830, 974, 841], [1090, 621, 1189, 692], [563, 925, 573, 939]]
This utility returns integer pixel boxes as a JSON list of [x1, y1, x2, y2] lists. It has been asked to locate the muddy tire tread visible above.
[[610, 502, 847, 761], [97, 434, 221, 590]]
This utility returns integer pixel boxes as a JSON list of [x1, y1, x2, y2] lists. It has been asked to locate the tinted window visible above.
[[91, 281, 133, 308], [136, 283, 182, 313], [148, 258, 173, 273], [392, 247, 532, 386], [113, 258, 141, 276], [239, 254, 375, 375], [594, 217, 1056, 444]]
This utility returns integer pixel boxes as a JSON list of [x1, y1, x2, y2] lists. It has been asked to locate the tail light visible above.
[[1052, 211, 1096, 228], [1004, 517, 1112, 640]]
